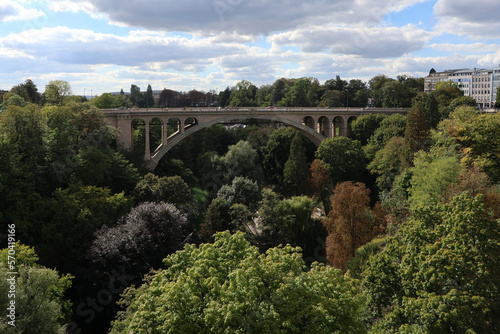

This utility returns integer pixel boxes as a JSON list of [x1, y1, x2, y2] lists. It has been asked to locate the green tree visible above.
[[425, 92, 440, 128], [279, 77, 318, 107], [283, 134, 309, 195], [369, 74, 393, 107], [0, 104, 48, 237], [408, 149, 463, 211], [145, 84, 154, 107], [315, 137, 366, 185], [199, 198, 232, 242], [262, 127, 299, 185], [255, 84, 272, 106], [404, 98, 431, 162], [319, 89, 345, 107], [39, 184, 133, 272], [91, 93, 120, 109], [2, 94, 27, 107], [129, 84, 141, 106], [440, 106, 500, 182], [218, 140, 264, 183], [346, 79, 369, 107], [133, 173, 192, 206], [217, 87, 231, 107], [350, 113, 387, 145], [0, 243, 72, 333], [276, 195, 325, 259], [45, 80, 72, 106], [227, 80, 257, 107], [216, 176, 261, 212], [110, 232, 366, 333], [363, 194, 500, 333], [23, 79, 42, 104], [368, 113, 407, 150], [368, 136, 406, 193]]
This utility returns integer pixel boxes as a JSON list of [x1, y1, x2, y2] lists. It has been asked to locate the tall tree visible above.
[[145, 84, 154, 108], [227, 80, 257, 107], [404, 98, 431, 163], [217, 87, 231, 107], [425, 92, 440, 128], [262, 127, 298, 185], [23, 79, 42, 104], [369, 74, 393, 107], [307, 158, 332, 211], [283, 134, 309, 195], [368, 136, 406, 193], [129, 84, 141, 106], [45, 80, 72, 106], [323, 181, 385, 271]]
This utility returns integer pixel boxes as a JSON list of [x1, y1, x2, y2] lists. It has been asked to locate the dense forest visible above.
[[1, 76, 499, 333]]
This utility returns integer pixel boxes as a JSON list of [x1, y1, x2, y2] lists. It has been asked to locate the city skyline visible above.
[[1, 0, 500, 95]]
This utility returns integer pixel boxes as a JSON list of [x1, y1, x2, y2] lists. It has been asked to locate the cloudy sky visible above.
[[1, 0, 500, 96]]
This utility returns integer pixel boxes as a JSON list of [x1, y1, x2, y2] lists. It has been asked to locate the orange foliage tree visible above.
[[323, 181, 385, 271]]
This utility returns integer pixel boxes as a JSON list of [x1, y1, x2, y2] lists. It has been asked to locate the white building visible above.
[[425, 67, 499, 108]]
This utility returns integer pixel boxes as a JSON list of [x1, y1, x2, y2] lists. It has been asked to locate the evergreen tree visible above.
[[218, 87, 231, 107], [404, 99, 431, 163], [130, 84, 141, 106], [283, 134, 309, 195], [145, 84, 154, 108], [425, 92, 440, 128]]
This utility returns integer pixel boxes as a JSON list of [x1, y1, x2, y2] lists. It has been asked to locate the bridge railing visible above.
[[101, 107, 409, 114]]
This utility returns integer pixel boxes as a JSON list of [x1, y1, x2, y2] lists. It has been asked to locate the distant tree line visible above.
[[1, 73, 425, 111]]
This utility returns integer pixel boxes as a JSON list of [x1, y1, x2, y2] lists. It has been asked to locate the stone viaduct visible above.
[[102, 107, 408, 170]]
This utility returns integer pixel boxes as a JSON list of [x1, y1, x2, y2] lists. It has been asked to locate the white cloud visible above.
[[430, 43, 500, 53], [0, 0, 45, 22], [269, 24, 432, 58], [0, 26, 248, 69], [41, 0, 428, 35], [48, 0, 95, 13], [434, 0, 500, 39]]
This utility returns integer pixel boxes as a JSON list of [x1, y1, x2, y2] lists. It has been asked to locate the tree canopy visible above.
[[363, 193, 500, 333], [110, 232, 366, 334]]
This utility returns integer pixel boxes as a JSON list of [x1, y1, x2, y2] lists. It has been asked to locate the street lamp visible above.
[[346, 89, 349, 109]]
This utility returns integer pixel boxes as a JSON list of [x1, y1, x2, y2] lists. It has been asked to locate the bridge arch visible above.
[[131, 118, 146, 150], [145, 114, 325, 170], [302, 116, 315, 130], [318, 116, 331, 137]]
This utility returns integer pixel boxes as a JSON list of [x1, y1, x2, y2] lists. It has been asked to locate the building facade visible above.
[[425, 66, 500, 108]]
